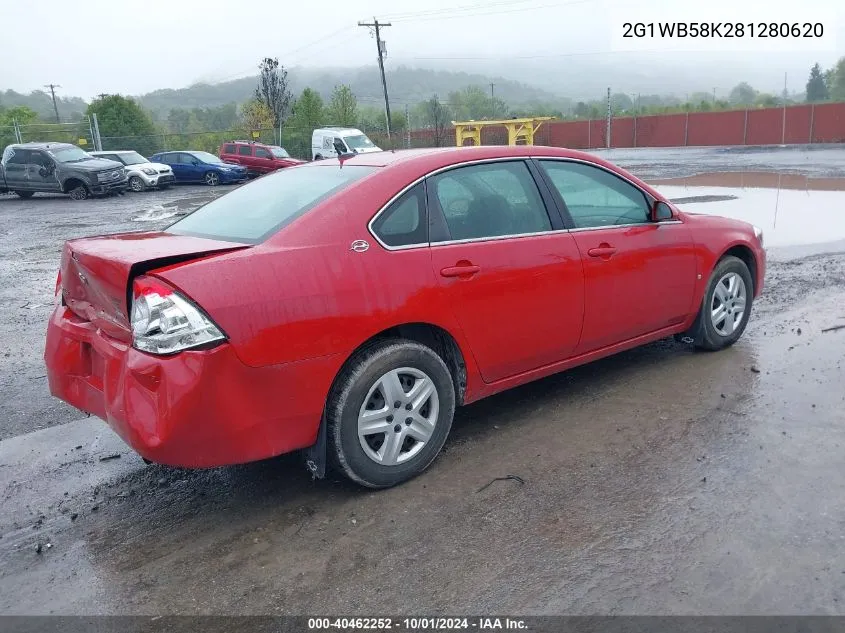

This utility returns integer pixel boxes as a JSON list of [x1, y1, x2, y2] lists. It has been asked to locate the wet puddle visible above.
[[648, 172, 845, 249]]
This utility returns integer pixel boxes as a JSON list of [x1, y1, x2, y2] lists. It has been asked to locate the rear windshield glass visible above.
[[167, 165, 377, 243]]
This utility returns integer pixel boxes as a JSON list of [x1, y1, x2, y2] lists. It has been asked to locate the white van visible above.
[[311, 127, 381, 160]]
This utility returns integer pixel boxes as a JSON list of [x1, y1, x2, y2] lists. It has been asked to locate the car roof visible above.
[[9, 142, 76, 151], [91, 150, 134, 154], [314, 127, 361, 135], [306, 145, 606, 169], [305, 145, 663, 199]]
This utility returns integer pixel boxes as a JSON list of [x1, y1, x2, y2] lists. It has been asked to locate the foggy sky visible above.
[[1, 0, 841, 99]]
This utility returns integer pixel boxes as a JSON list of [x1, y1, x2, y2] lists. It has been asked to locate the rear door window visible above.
[[5, 149, 30, 165], [168, 165, 377, 243], [238, 145, 252, 156], [429, 161, 552, 241], [223, 144, 236, 154]]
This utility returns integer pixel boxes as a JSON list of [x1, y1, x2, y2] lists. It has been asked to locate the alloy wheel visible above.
[[69, 186, 88, 200], [710, 272, 747, 336]]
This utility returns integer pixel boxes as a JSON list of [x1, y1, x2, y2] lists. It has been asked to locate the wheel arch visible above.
[[332, 322, 468, 407], [303, 321, 469, 480], [717, 243, 757, 294], [62, 177, 88, 194]]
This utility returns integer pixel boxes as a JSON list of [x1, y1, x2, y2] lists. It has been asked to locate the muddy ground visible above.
[[0, 146, 844, 615]]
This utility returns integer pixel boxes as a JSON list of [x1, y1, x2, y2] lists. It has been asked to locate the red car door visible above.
[[537, 159, 697, 353], [427, 160, 584, 383], [253, 146, 276, 173]]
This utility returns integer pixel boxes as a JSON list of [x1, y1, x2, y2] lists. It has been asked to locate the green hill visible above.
[[136, 65, 562, 115]]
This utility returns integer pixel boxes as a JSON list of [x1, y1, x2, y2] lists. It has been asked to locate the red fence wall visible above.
[[418, 102, 845, 150], [812, 103, 845, 143]]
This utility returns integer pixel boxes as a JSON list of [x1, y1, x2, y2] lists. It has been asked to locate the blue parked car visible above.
[[148, 151, 247, 186]]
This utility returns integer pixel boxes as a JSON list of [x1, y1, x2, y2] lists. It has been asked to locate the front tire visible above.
[[14, 191, 34, 199], [67, 184, 89, 200], [696, 255, 754, 351], [204, 171, 220, 186], [327, 340, 456, 488], [128, 176, 145, 192]]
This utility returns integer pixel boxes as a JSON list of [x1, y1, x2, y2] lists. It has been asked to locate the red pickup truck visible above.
[[218, 141, 303, 176]]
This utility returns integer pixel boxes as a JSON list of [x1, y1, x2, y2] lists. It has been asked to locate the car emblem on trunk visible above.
[[350, 240, 370, 253]]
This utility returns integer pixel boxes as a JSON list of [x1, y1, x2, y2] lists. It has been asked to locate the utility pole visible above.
[[712, 87, 716, 105], [359, 18, 392, 144], [405, 104, 411, 149], [44, 84, 61, 123], [490, 83, 495, 117], [605, 87, 611, 149]]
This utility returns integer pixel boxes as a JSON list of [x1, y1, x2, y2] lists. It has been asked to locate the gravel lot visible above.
[[1, 146, 844, 615]]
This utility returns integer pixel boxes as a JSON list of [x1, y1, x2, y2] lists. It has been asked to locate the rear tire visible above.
[[327, 340, 456, 488], [314, 154, 323, 161], [695, 255, 754, 351], [14, 191, 34, 199]]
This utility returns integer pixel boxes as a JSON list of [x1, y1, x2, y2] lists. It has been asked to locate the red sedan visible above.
[[44, 146, 765, 487]]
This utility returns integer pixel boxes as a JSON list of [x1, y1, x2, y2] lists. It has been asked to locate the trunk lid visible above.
[[60, 231, 248, 341]]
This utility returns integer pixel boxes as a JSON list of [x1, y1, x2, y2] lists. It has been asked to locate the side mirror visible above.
[[333, 139, 348, 155], [192, 160, 200, 166], [652, 200, 674, 222]]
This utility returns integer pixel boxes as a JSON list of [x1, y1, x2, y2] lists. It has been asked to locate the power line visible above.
[[44, 84, 61, 123], [400, 48, 664, 60], [389, 0, 594, 23], [382, 0, 539, 20], [212, 25, 356, 84]]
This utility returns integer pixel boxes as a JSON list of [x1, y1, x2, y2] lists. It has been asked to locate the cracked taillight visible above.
[[130, 276, 225, 355]]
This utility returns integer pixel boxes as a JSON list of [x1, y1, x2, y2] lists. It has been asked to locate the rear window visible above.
[[167, 165, 377, 243]]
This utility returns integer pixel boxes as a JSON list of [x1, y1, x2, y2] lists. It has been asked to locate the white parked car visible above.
[[90, 151, 175, 192], [311, 127, 381, 160]]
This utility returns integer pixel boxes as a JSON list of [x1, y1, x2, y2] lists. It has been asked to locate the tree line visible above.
[[3, 56, 844, 157]]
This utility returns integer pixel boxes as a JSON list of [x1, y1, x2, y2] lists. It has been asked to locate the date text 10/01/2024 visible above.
[[307, 618, 528, 630], [623, 22, 824, 38]]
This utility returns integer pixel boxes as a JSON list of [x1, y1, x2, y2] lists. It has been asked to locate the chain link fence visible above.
[[100, 128, 279, 157], [3, 102, 842, 162], [16, 119, 96, 149]]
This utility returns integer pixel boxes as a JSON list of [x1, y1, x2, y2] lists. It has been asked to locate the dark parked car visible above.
[[149, 151, 247, 186], [0, 143, 127, 200], [45, 146, 765, 488]]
